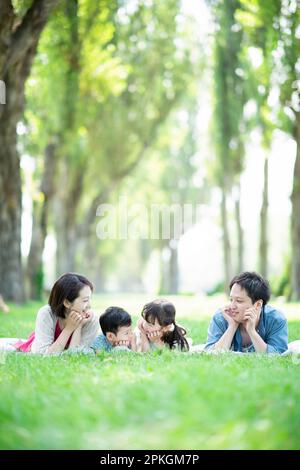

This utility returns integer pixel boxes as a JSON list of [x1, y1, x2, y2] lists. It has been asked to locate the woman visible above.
[[0, 273, 99, 354]]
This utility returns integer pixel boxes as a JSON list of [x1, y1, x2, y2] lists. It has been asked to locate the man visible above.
[[205, 272, 288, 353]]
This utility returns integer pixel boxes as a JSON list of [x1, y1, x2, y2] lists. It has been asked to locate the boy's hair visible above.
[[142, 299, 189, 351], [229, 271, 270, 307], [100, 306, 132, 335], [49, 272, 93, 319]]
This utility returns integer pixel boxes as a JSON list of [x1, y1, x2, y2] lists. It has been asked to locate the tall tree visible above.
[[0, 0, 59, 301], [237, 0, 281, 278], [238, 0, 300, 297], [209, 0, 246, 287]]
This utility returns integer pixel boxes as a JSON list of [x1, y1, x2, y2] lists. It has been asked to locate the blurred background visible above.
[[0, 0, 299, 303]]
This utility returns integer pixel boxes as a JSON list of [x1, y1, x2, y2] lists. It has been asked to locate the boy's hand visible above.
[[115, 339, 130, 347]]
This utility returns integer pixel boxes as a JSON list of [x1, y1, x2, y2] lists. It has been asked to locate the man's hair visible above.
[[49, 272, 93, 318], [100, 306, 132, 335], [229, 271, 270, 307]]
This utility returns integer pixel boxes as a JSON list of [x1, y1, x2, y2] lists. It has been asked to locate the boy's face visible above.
[[107, 325, 133, 346]]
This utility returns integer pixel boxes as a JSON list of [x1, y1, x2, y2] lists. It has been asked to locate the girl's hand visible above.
[[137, 317, 147, 333], [147, 330, 162, 339], [130, 333, 137, 352]]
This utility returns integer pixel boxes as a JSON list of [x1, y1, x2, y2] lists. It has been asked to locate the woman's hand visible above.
[[80, 310, 94, 326], [65, 310, 84, 332]]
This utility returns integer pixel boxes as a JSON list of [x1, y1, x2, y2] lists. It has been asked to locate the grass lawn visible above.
[[0, 294, 300, 450]]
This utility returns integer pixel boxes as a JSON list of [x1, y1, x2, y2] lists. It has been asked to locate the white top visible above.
[[31, 304, 99, 354]]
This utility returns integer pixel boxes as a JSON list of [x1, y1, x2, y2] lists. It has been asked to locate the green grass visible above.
[[0, 295, 300, 450]]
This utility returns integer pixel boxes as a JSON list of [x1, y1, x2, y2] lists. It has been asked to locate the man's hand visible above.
[[243, 307, 260, 333], [221, 305, 239, 328]]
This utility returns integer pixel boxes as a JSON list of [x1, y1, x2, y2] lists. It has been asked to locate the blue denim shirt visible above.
[[91, 334, 113, 352], [205, 305, 288, 354], [91, 334, 132, 353]]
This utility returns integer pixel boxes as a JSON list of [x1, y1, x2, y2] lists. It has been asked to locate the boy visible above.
[[91, 306, 136, 353]]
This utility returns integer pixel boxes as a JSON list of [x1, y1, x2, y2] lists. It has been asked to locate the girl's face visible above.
[[64, 285, 92, 316], [142, 318, 162, 334], [142, 317, 174, 335]]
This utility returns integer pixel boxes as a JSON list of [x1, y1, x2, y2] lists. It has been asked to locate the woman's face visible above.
[[66, 285, 92, 315]]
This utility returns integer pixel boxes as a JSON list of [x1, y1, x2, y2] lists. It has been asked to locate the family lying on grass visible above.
[[1, 271, 299, 355]]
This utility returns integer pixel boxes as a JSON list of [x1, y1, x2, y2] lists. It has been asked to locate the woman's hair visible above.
[[141, 299, 189, 351], [48, 273, 93, 318]]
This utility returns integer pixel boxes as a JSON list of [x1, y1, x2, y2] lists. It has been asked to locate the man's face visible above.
[[228, 283, 259, 323]]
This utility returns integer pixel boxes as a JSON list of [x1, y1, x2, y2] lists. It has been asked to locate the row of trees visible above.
[[1, 0, 201, 300], [0, 0, 299, 301], [209, 0, 299, 295]]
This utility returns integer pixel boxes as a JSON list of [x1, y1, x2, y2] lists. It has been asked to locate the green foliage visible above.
[[205, 280, 225, 296], [271, 255, 292, 300]]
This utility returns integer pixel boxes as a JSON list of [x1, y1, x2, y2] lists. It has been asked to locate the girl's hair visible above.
[[48, 272, 93, 318], [141, 299, 189, 351]]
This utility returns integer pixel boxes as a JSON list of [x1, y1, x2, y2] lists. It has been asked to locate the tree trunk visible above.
[[291, 117, 300, 300], [0, 97, 23, 301], [27, 141, 58, 299], [234, 183, 244, 273], [0, 0, 59, 301], [221, 186, 232, 291], [258, 154, 269, 278], [56, 224, 77, 275]]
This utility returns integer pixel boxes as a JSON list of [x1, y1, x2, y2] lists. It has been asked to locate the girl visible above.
[[135, 299, 189, 352], [0, 273, 99, 354]]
